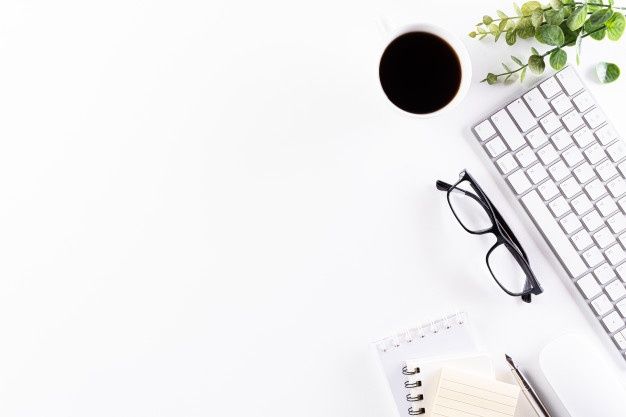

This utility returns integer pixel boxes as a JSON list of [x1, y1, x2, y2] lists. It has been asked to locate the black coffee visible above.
[[379, 31, 462, 114]]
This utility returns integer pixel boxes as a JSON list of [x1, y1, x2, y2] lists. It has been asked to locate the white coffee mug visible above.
[[378, 22, 472, 118]]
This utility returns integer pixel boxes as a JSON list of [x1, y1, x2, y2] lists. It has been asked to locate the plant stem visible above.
[[575, 2, 626, 10], [481, 25, 607, 82]]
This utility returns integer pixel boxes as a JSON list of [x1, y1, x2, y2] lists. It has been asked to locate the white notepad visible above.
[[374, 313, 478, 417], [430, 367, 521, 417]]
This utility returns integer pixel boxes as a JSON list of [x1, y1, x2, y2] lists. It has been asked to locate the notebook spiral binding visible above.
[[376, 312, 468, 417]]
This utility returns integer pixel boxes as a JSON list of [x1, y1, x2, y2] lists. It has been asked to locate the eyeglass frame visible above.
[[436, 170, 543, 303]]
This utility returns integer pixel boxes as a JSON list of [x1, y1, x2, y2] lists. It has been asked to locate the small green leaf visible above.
[[502, 63, 512, 72], [483, 15, 494, 25], [499, 19, 509, 31], [511, 55, 523, 66], [585, 8, 614, 32], [596, 62, 621, 83], [497, 10, 509, 19], [606, 12, 625, 40], [520, 66, 527, 82], [469, 31, 478, 38], [550, 0, 563, 9], [528, 54, 546, 74], [517, 18, 536, 38], [531, 10, 544, 27], [575, 31, 583, 64], [544, 9, 565, 25], [538, 24, 565, 45], [489, 23, 500, 34], [521, 1, 542, 15], [566, 5, 588, 30], [560, 22, 580, 44], [506, 29, 517, 45], [590, 27, 607, 40], [549, 48, 567, 70], [477, 27, 487, 34], [531, 47, 540, 55], [486, 73, 498, 84], [479, 34, 488, 40]]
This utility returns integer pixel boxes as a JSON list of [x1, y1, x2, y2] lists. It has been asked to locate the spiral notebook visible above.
[[374, 313, 479, 417]]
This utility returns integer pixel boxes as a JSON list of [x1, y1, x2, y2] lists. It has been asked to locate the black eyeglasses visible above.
[[436, 170, 543, 303]]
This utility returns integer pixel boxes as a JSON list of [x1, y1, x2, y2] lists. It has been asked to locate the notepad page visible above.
[[430, 368, 520, 417]]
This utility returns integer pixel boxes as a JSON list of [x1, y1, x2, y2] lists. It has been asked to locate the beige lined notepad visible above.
[[430, 367, 520, 417]]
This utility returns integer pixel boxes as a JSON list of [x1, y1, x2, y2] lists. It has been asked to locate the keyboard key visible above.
[[492, 109, 525, 151], [540, 77, 562, 98], [573, 162, 595, 183], [538, 180, 559, 200], [507, 170, 531, 194], [549, 161, 570, 181], [475, 120, 497, 140], [608, 212, 626, 233], [596, 263, 617, 284], [596, 160, 618, 181], [526, 128, 548, 149], [595, 124, 618, 145], [562, 110, 585, 131], [606, 280, 626, 301], [607, 141, 626, 162], [617, 263, 626, 281], [573, 91, 594, 112], [507, 99, 537, 132], [572, 127, 595, 147], [486, 137, 507, 157], [562, 146, 584, 167], [496, 153, 519, 174], [571, 194, 593, 215], [560, 177, 582, 198], [594, 227, 616, 249], [572, 229, 593, 250], [592, 294, 614, 315], [551, 94, 573, 115], [560, 212, 582, 233], [549, 196, 570, 217], [556, 67, 583, 95], [614, 331, 626, 348], [515, 146, 537, 167], [523, 88, 551, 117], [584, 143, 607, 164], [584, 108, 606, 129], [597, 195, 619, 217], [602, 310, 624, 332], [521, 190, 587, 277], [582, 209, 603, 231], [526, 163, 548, 184], [540, 112, 563, 134], [550, 129, 573, 150], [606, 244, 626, 265], [577, 274, 602, 299], [585, 179, 607, 200], [608, 177, 626, 198], [583, 246, 604, 267], [617, 299, 626, 317], [538, 143, 559, 164]]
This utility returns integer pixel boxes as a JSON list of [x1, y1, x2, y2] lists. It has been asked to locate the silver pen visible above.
[[505, 354, 553, 417]]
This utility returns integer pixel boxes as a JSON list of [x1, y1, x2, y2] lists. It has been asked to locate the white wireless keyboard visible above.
[[472, 66, 626, 361]]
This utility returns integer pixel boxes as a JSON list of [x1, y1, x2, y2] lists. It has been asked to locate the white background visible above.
[[0, 0, 625, 416]]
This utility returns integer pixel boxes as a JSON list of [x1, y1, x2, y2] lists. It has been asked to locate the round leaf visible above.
[[531, 10, 544, 28], [549, 0, 563, 10], [506, 29, 517, 45], [521, 1, 542, 15], [549, 48, 567, 70], [517, 18, 536, 38], [584, 8, 614, 32], [544, 9, 565, 26], [566, 5, 588, 30], [596, 62, 621, 83], [528, 55, 546, 74], [538, 24, 565, 45], [590, 27, 607, 40], [606, 12, 625, 41], [483, 15, 493, 25], [486, 73, 498, 84]]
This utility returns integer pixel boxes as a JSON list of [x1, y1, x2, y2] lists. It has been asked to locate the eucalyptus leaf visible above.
[[549, 48, 567, 70], [517, 18, 536, 38], [596, 62, 621, 83], [531, 47, 540, 55], [502, 63, 512, 72], [549, 0, 563, 9], [520, 66, 527, 82], [606, 12, 625, 40], [483, 15, 494, 25], [511, 55, 523, 66], [544, 9, 565, 25], [521, 1, 542, 15], [584, 8, 614, 32], [590, 27, 607, 40], [497, 10, 508, 19], [538, 24, 565, 45], [560, 22, 580, 44], [499, 19, 509, 31], [575, 30, 583, 64], [528, 54, 546, 74], [486, 73, 498, 84], [469, 31, 478, 38], [566, 5, 588, 30], [506, 29, 517, 45]]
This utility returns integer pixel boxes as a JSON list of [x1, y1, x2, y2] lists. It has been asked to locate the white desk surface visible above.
[[1, 0, 625, 416]]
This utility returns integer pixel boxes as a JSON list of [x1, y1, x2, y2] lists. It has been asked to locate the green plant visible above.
[[470, 0, 625, 84]]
